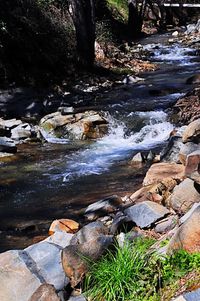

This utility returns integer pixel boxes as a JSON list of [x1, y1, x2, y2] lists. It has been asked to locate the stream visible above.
[[0, 33, 199, 252]]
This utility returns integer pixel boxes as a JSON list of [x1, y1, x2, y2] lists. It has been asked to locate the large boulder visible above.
[[143, 163, 184, 186], [0, 137, 17, 153], [24, 232, 72, 291], [62, 235, 113, 287], [168, 178, 200, 214], [124, 201, 170, 228], [0, 232, 72, 301], [182, 119, 200, 144], [167, 205, 200, 253], [40, 111, 108, 140], [185, 151, 200, 185], [28, 284, 61, 301], [0, 250, 43, 301]]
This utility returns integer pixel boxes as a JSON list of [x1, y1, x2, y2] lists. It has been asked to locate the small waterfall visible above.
[[62, 110, 174, 182]]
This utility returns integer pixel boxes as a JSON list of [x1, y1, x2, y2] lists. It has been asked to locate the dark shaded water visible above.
[[0, 33, 199, 252]]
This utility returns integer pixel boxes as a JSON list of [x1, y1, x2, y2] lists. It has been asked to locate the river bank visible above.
[[0, 22, 200, 252]]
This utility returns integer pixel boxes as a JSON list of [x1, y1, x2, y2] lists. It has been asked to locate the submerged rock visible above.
[[124, 201, 170, 228]]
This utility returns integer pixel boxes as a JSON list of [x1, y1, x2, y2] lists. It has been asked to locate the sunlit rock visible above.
[[167, 205, 200, 253], [49, 219, 79, 235], [143, 162, 184, 186], [168, 178, 200, 214], [124, 201, 170, 228]]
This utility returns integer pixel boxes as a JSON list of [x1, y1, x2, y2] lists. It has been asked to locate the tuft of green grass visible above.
[[83, 238, 200, 301]]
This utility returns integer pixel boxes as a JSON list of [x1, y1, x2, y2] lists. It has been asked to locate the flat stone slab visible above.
[[124, 201, 170, 228], [0, 250, 42, 301], [0, 232, 72, 301]]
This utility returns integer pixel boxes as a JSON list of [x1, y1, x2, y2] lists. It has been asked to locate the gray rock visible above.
[[173, 288, 200, 301], [184, 288, 200, 301], [179, 142, 199, 165], [70, 221, 109, 245], [110, 211, 130, 234], [84, 195, 122, 220], [25, 234, 71, 290], [161, 136, 183, 163], [68, 295, 86, 301], [0, 250, 43, 301], [155, 216, 178, 234], [169, 178, 200, 214], [180, 203, 200, 224], [0, 137, 17, 153], [124, 201, 170, 228]]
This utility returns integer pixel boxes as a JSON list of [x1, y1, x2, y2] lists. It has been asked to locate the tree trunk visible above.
[[128, 0, 143, 39], [69, 0, 95, 68]]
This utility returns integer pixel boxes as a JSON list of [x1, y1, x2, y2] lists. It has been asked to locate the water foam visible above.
[[62, 111, 173, 182]]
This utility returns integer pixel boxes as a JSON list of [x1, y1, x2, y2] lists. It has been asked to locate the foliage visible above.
[[83, 238, 200, 301], [0, 0, 75, 86], [107, 0, 129, 23]]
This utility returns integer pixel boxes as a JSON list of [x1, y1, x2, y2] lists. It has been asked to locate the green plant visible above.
[[84, 238, 159, 301], [83, 238, 200, 301]]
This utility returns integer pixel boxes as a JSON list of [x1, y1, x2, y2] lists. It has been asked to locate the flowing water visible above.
[[0, 33, 199, 251]]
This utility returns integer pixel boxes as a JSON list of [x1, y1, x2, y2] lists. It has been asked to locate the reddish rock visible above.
[[185, 150, 200, 185], [49, 219, 79, 235], [143, 163, 184, 186], [28, 284, 61, 301], [167, 205, 200, 253]]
